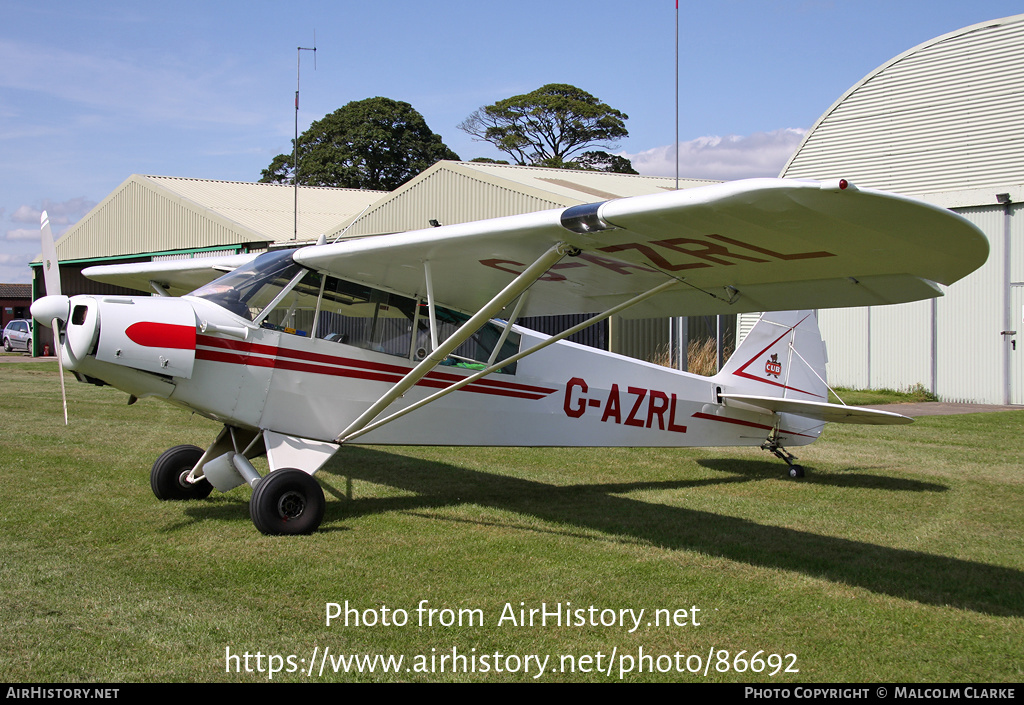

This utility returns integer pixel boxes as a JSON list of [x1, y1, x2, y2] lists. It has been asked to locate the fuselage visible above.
[[36, 249, 824, 451], [46, 292, 821, 450]]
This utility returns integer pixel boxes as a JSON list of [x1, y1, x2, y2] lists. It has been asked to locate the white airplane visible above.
[[31, 178, 988, 535]]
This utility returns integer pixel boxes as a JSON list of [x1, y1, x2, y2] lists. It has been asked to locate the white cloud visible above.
[[10, 197, 95, 228], [11, 205, 38, 223], [5, 228, 38, 241], [0, 251, 36, 284], [623, 128, 807, 181]]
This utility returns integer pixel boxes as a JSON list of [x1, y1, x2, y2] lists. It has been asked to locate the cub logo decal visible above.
[[765, 353, 782, 379]]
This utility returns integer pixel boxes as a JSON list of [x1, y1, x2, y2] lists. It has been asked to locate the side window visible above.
[[426, 307, 521, 375], [313, 275, 520, 374], [315, 276, 418, 356], [259, 269, 322, 337]]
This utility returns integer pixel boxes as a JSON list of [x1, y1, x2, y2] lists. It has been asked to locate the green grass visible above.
[[1, 362, 1022, 682], [829, 384, 939, 405]]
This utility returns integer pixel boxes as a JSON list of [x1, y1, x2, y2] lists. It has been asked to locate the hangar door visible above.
[[1012, 284, 1023, 405]]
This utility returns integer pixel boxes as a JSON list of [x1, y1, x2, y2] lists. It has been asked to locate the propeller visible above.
[[33, 211, 69, 424]]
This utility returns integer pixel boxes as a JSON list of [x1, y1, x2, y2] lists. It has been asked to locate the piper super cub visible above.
[[31, 178, 988, 535]]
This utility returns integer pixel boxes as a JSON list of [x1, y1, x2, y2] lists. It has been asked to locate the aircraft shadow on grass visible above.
[[293, 446, 1016, 619]]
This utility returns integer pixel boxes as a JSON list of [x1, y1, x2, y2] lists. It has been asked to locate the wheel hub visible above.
[[277, 490, 306, 520]]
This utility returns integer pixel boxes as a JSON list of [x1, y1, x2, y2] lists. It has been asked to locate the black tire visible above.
[[151, 445, 214, 500], [788, 465, 805, 479], [3, 338, 11, 352], [250, 469, 325, 536]]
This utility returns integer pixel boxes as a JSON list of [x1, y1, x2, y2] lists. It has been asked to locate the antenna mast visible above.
[[294, 34, 317, 240]]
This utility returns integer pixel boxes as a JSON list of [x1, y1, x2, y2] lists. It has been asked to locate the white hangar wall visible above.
[[780, 15, 1024, 404]]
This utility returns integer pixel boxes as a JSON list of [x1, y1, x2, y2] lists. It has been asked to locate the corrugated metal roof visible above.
[[327, 160, 717, 239], [52, 175, 386, 261], [143, 175, 385, 242], [782, 14, 1024, 198], [453, 161, 715, 201]]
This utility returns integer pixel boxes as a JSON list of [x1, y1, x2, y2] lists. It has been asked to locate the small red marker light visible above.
[[839, 179, 849, 190]]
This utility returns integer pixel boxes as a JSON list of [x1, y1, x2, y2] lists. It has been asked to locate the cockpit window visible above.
[[188, 250, 310, 323], [188, 251, 520, 372]]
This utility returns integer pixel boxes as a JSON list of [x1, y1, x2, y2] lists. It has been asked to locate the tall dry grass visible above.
[[648, 338, 731, 376]]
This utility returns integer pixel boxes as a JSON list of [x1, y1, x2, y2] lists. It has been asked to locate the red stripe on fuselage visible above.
[[126, 322, 196, 350], [194, 335, 555, 401], [691, 411, 816, 438]]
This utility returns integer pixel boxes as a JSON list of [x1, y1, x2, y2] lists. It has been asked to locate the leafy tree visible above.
[[458, 84, 634, 173], [260, 97, 460, 191], [534, 151, 638, 175]]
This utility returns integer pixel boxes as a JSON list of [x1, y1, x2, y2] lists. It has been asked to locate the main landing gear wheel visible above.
[[788, 465, 805, 479], [249, 468, 325, 536], [151, 445, 214, 500]]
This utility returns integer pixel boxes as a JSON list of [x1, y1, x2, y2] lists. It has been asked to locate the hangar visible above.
[[780, 14, 1024, 404], [30, 174, 385, 353]]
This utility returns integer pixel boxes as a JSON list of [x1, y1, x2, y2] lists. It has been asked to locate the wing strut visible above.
[[337, 277, 681, 444], [334, 243, 569, 443]]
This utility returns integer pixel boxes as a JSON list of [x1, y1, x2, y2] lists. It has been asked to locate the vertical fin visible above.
[[714, 310, 827, 402]]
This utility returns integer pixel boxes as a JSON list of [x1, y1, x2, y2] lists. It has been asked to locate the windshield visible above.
[[188, 250, 309, 322]]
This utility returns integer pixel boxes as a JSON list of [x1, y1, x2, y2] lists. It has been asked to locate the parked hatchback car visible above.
[[2, 319, 32, 352]]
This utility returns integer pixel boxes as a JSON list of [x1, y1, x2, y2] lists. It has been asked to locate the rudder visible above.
[[714, 311, 828, 402]]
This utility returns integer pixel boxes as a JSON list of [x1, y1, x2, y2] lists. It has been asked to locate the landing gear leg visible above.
[[762, 428, 805, 479]]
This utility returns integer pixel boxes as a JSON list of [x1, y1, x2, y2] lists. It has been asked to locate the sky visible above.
[[2, 0, 1022, 284]]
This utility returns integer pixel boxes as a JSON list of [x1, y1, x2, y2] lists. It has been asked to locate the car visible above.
[[2, 319, 32, 353]]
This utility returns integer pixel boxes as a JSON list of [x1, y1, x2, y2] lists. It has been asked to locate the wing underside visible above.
[[293, 178, 987, 318], [84, 253, 259, 296], [82, 178, 988, 318]]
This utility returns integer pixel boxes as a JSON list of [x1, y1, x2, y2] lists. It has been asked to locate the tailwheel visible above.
[[762, 428, 807, 479], [151, 445, 214, 500], [250, 468, 325, 536]]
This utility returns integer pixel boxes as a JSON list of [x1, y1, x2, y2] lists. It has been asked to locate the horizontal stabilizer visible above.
[[720, 394, 913, 425]]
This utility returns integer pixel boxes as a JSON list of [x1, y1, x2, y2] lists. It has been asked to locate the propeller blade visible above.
[[39, 211, 68, 424], [53, 317, 68, 425], [40, 211, 61, 297]]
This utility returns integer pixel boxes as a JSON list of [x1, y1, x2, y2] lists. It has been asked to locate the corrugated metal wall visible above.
[[819, 306, 870, 390], [612, 317, 670, 363], [935, 206, 1008, 402], [343, 167, 564, 237], [519, 314, 607, 350], [57, 177, 257, 261], [818, 204, 1018, 402]]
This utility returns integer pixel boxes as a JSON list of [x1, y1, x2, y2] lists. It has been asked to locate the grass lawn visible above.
[[1, 361, 1021, 682]]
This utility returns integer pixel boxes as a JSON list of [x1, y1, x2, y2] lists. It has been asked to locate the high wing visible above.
[[292, 178, 988, 318], [84, 252, 259, 296]]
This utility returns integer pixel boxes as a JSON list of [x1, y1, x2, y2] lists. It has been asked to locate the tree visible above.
[[535, 151, 638, 175], [260, 97, 460, 191], [458, 84, 634, 173]]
